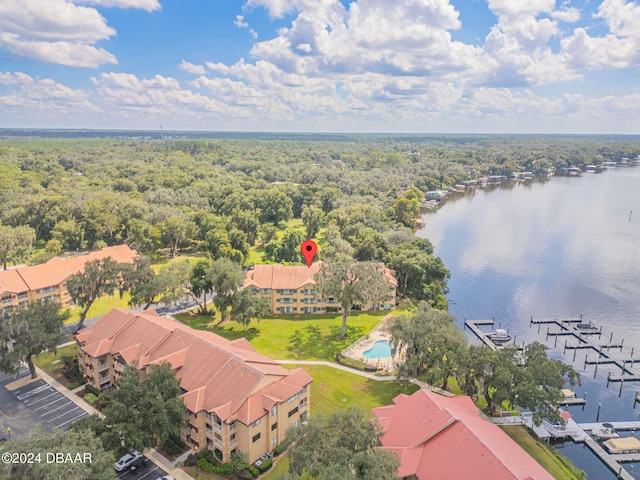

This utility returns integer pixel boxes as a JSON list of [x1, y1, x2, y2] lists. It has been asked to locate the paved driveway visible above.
[[115, 457, 171, 480]]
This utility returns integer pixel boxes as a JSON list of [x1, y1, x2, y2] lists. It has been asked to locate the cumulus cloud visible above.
[[179, 60, 207, 75], [77, 0, 161, 11], [0, 0, 153, 67]]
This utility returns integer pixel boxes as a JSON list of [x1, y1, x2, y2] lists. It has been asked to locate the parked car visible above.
[[158, 476, 176, 480], [114, 451, 142, 472], [128, 456, 148, 473]]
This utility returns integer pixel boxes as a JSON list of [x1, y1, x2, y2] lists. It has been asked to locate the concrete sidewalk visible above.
[[35, 367, 195, 480]]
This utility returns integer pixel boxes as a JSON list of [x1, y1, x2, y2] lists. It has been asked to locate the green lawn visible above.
[[500, 426, 586, 480], [292, 364, 419, 415], [33, 344, 78, 378], [174, 311, 388, 361], [64, 292, 132, 325]]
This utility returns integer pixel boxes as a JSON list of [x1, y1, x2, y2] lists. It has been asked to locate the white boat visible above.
[[488, 329, 511, 344], [592, 423, 619, 440], [574, 321, 599, 333]]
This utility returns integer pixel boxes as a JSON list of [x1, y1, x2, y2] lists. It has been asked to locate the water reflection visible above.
[[418, 169, 640, 478]]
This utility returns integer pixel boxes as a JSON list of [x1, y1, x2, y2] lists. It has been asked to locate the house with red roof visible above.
[[75, 308, 312, 465], [0, 245, 136, 316], [243, 262, 397, 314], [372, 389, 554, 480]]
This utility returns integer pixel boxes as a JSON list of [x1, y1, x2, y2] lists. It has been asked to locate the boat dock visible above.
[[463, 318, 521, 351]]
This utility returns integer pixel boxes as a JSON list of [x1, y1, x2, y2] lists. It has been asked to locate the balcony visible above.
[[99, 375, 111, 384]]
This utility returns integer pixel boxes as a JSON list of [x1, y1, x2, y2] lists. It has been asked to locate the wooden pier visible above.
[[463, 318, 521, 351]]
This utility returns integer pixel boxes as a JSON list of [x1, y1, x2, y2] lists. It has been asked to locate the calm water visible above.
[[363, 340, 393, 359], [418, 168, 640, 479]]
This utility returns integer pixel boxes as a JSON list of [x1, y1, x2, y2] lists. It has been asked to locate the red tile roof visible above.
[[243, 261, 397, 289], [76, 308, 312, 425], [0, 245, 137, 295], [372, 389, 555, 480]]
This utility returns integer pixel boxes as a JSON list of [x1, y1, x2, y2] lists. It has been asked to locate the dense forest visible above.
[[1, 134, 639, 307]]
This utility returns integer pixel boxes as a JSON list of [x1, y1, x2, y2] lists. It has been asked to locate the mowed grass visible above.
[[174, 311, 387, 361], [64, 292, 132, 325], [500, 426, 586, 480], [292, 364, 419, 415], [33, 344, 78, 377]]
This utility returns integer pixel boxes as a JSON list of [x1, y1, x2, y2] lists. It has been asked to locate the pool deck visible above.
[[341, 315, 400, 372]]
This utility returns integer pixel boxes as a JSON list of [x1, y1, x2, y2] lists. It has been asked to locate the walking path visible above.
[[276, 360, 396, 380]]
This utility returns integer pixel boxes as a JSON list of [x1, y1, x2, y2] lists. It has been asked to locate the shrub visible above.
[[247, 465, 259, 478], [274, 437, 292, 456], [183, 454, 198, 467], [161, 435, 187, 456], [256, 458, 272, 473], [84, 384, 101, 397], [84, 393, 98, 405], [337, 356, 366, 371]]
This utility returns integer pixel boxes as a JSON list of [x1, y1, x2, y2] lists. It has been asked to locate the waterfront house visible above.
[[75, 308, 312, 464], [242, 262, 397, 314], [373, 389, 554, 480]]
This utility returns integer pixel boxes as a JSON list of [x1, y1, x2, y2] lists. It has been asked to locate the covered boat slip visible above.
[[604, 437, 640, 454]]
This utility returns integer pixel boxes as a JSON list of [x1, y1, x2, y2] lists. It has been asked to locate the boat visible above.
[[573, 321, 599, 333], [585, 165, 597, 173], [592, 423, 619, 440], [487, 329, 511, 344]]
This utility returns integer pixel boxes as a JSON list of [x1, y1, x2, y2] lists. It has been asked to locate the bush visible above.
[[336, 356, 366, 371], [256, 458, 272, 473], [84, 393, 98, 405], [183, 454, 198, 467], [274, 437, 292, 456], [61, 355, 86, 385], [84, 384, 101, 397], [161, 435, 187, 456]]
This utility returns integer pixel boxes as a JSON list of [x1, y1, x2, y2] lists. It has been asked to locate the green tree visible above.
[[208, 258, 244, 321], [231, 288, 270, 328], [315, 255, 390, 339], [285, 407, 400, 480], [189, 258, 213, 313], [0, 301, 69, 379], [122, 257, 162, 310], [390, 196, 419, 228], [388, 303, 465, 389], [2, 426, 117, 480], [0, 224, 36, 270], [157, 215, 196, 258], [257, 189, 293, 225], [102, 363, 185, 452], [67, 257, 122, 331], [264, 229, 305, 264], [301, 204, 324, 239]]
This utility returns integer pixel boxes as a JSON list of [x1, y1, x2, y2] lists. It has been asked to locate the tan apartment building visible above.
[[75, 308, 312, 465], [243, 261, 397, 314], [0, 245, 137, 317]]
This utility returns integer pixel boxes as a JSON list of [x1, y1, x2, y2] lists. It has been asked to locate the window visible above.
[[271, 437, 278, 446], [215, 433, 222, 442], [271, 423, 278, 431], [287, 394, 298, 403], [230, 433, 236, 444], [261, 288, 271, 294], [2, 294, 12, 304], [17, 292, 27, 300], [288, 407, 299, 418], [251, 419, 261, 427], [271, 407, 277, 416], [252, 289, 260, 294], [230, 422, 236, 432], [252, 433, 261, 443], [39, 286, 55, 294]]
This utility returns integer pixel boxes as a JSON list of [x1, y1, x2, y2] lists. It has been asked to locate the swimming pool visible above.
[[363, 340, 393, 359]]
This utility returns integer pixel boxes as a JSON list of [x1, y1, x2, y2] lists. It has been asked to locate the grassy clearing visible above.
[[291, 364, 419, 415], [500, 426, 586, 480], [33, 344, 78, 378], [174, 311, 387, 361], [261, 454, 290, 480], [63, 292, 132, 325]]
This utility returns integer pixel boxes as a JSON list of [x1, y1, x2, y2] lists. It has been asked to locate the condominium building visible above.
[[75, 308, 312, 465], [0, 245, 137, 316], [243, 262, 397, 314]]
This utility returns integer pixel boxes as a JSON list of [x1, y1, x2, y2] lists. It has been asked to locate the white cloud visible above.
[[75, 0, 161, 12], [179, 60, 207, 75], [0, 0, 154, 67], [234, 15, 249, 28]]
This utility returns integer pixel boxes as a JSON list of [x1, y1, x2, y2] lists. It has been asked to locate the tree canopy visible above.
[[0, 301, 69, 378], [101, 363, 185, 452], [283, 407, 400, 480]]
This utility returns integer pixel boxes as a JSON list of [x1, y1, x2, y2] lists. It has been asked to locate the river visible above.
[[418, 167, 640, 479]]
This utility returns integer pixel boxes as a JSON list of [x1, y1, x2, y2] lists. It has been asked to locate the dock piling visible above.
[[597, 403, 601, 422], [573, 347, 577, 362]]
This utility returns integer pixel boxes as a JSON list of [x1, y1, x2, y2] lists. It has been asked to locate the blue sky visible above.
[[0, 0, 639, 133]]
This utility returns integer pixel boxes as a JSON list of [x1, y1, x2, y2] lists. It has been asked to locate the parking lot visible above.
[[10, 377, 89, 430], [115, 461, 171, 480]]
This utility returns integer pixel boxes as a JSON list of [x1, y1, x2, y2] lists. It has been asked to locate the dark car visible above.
[[129, 456, 148, 474]]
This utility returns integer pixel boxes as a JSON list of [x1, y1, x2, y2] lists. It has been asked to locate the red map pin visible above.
[[300, 240, 317, 268]]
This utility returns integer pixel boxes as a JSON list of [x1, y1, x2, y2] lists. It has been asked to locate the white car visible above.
[[113, 451, 142, 472], [158, 476, 176, 480]]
